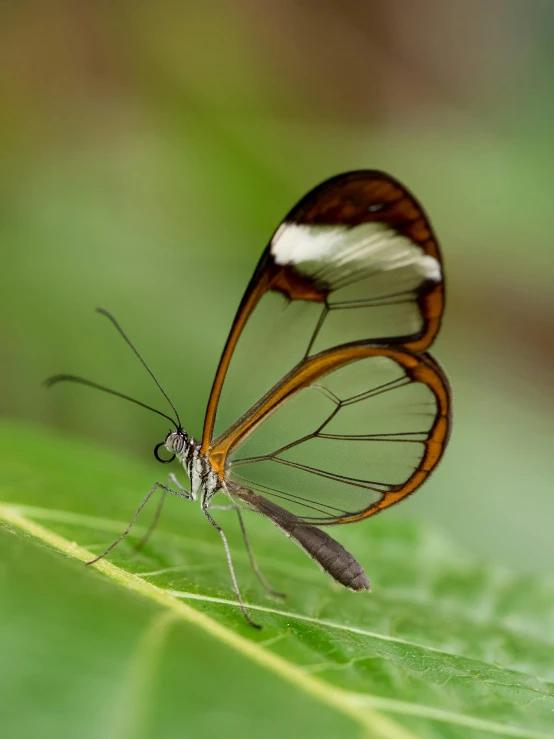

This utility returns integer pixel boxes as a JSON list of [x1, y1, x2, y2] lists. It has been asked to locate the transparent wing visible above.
[[203, 171, 450, 523], [209, 346, 450, 524], [201, 170, 444, 453]]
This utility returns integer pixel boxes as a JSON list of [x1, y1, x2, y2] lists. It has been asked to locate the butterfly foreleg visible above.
[[86, 479, 192, 566], [132, 473, 193, 553]]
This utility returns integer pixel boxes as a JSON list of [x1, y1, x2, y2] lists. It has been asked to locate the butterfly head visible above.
[[154, 428, 189, 463]]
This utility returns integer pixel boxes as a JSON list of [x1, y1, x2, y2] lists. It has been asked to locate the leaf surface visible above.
[[1, 422, 553, 739]]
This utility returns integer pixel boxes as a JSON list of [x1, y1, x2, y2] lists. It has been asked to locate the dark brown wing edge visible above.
[[200, 170, 445, 452], [230, 483, 370, 590]]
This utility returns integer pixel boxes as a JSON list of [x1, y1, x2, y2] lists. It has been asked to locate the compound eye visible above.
[[154, 442, 175, 464]]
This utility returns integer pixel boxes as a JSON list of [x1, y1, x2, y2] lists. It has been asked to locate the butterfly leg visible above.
[[86, 481, 192, 566], [235, 508, 286, 599], [202, 505, 262, 629], [209, 505, 286, 597], [132, 472, 193, 553], [131, 488, 167, 554]]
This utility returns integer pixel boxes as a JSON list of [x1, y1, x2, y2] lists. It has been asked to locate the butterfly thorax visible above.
[[164, 429, 222, 503]]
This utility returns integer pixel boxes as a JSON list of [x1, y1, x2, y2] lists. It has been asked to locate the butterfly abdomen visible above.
[[231, 484, 370, 591], [287, 520, 371, 591]]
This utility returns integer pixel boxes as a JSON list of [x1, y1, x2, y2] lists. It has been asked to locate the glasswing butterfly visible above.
[[47, 170, 451, 628]]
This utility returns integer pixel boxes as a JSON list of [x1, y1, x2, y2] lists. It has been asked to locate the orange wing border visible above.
[[208, 343, 451, 523]]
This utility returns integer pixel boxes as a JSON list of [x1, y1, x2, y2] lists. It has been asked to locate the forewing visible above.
[[201, 170, 444, 452]]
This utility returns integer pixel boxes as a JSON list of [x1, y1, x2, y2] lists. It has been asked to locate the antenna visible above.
[[95, 307, 182, 428], [44, 374, 178, 427], [45, 308, 181, 429]]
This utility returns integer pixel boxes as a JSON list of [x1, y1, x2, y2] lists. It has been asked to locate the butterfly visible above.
[[46, 170, 451, 628]]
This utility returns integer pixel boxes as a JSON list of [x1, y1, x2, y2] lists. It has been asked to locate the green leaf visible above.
[[1, 422, 553, 739]]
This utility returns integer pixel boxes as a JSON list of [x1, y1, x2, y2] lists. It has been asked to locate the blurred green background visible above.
[[1, 0, 553, 576]]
